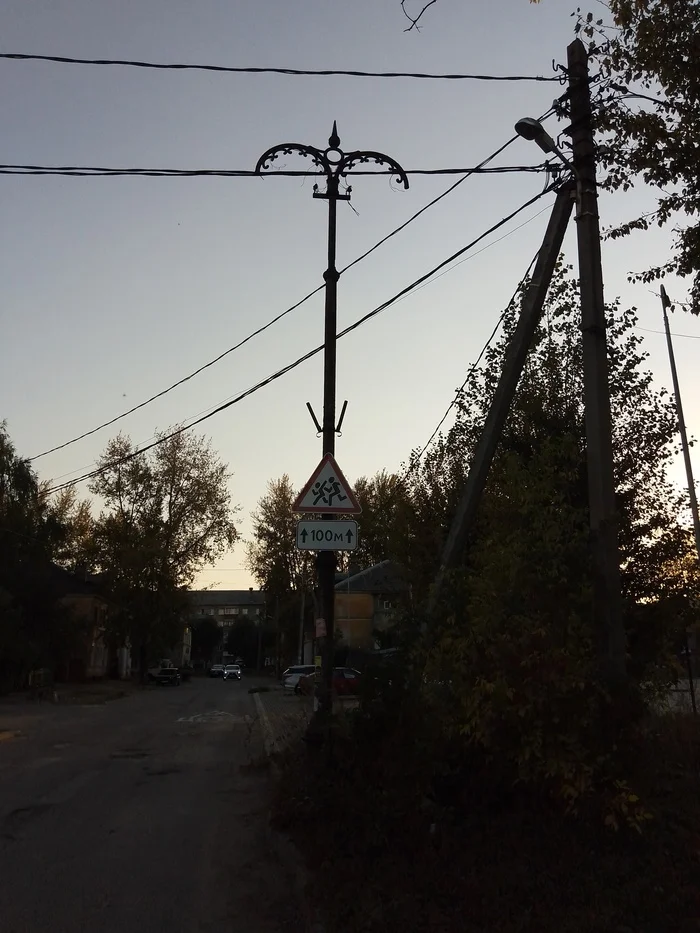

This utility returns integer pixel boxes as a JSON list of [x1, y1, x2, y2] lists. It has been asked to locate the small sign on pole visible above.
[[315, 618, 327, 638], [296, 519, 358, 551]]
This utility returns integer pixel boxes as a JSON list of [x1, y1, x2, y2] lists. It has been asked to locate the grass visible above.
[[272, 712, 700, 933]]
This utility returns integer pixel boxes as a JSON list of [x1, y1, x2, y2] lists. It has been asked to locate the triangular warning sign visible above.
[[293, 454, 362, 515]]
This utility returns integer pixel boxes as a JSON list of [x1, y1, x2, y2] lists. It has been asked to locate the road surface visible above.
[[0, 676, 295, 933]]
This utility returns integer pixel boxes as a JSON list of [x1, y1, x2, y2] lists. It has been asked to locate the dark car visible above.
[[208, 664, 225, 678], [154, 667, 181, 686], [223, 664, 242, 681]]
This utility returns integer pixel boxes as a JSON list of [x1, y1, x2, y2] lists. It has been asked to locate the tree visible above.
[[246, 475, 316, 664], [0, 424, 84, 688], [50, 486, 95, 571], [410, 263, 692, 804], [224, 618, 272, 668], [190, 617, 222, 664], [353, 471, 413, 569], [89, 429, 238, 676], [400, 1, 700, 311], [574, 1, 700, 312]]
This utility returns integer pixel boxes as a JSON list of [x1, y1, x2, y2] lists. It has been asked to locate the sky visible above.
[[2, 0, 698, 591]]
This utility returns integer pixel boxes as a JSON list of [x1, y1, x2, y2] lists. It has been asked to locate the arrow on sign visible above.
[[295, 519, 359, 551]]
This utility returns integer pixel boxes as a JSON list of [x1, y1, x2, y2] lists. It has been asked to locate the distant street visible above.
[[0, 677, 294, 933]]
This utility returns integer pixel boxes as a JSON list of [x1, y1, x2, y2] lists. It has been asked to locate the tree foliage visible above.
[[89, 429, 238, 669], [190, 617, 222, 663], [400, 1, 700, 310], [0, 424, 86, 688], [406, 263, 692, 810], [245, 474, 314, 596], [577, 0, 700, 311], [352, 470, 413, 569]]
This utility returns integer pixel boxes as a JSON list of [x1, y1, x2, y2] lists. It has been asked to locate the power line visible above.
[[48, 193, 557, 484], [635, 326, 700, 339], [29, 125, 553, 462], [0, 52, 562, 82], [0, 163, 550, 178], [411, 250, 541, 463], [43, 180, 559, 495]]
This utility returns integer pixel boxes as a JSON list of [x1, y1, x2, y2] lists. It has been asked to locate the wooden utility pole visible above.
[[568, 38, 625, 684], [660, 284, 699, 715], [430, 182, 575, 611], [660, 285, 700, 561]]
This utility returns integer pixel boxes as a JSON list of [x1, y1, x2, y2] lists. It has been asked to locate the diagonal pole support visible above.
[[429, 182, 575, 615]]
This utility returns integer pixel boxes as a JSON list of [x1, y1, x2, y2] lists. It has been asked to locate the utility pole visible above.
[[256, 126, 408, 716], [660, 285, 700, 560], [430, 182, 575, 611], [567, 38, 625, 685], [660, 284, 699, 715]]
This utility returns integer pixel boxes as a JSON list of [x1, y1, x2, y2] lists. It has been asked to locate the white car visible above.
[[223, 664, 242, 681], [282, 665, 316, 691]]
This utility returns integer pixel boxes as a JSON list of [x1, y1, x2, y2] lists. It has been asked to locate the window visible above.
[[218, 608, 225, 616], [241, 608, 248, 615], [206, 608, 215, 616], [382, 600, 393, 611], [224, 607, 235, 615]]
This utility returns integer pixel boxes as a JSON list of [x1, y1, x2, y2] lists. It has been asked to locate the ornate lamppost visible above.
[[255, 123, 408, 714]]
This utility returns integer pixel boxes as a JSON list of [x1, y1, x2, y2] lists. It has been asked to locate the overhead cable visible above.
[[43, 180, 559, 494], [29, 127, 546, 462], [411, 249, 542, 464], [0, 53, 562, 82], [0, 163, 551, 178]]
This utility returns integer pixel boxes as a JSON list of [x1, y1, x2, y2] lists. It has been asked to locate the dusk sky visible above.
[[2, 0, 697, 590]]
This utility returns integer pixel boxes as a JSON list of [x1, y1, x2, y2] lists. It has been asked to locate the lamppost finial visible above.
[[329, 121, 340, 149]]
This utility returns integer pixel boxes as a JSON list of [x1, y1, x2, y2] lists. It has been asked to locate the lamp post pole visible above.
[[256, 125, 408, 715]]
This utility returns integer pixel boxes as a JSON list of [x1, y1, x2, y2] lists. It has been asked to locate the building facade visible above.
[[333, 561, 410, 650], [189, 588, 266, 662]]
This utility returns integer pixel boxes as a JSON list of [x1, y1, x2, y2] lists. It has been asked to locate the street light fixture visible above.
[[514, 116, 578, 177]]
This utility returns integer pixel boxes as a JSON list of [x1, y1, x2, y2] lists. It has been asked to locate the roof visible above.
[[188, 589, 266, 608], [10, 561, 107, 600], [334, 560, 409, 595]]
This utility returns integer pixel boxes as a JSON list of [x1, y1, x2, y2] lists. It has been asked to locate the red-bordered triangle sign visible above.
[[293, 454, 362, 515]]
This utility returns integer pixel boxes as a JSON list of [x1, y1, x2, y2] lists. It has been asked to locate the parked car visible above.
[[154, 667, 181, 686], [147, 658, 176, 682], [297, 667, 361, 697], [208, 664, 225, 678], [282, 665, 317, 691], [223, 664, 242, 681]]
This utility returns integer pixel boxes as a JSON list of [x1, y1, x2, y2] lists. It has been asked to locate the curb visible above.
[[253, 691, 277, 757], [255, 692, 326, 933]]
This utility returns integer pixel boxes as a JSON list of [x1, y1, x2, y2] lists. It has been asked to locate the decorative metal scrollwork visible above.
[[255, 121, 409, 190]]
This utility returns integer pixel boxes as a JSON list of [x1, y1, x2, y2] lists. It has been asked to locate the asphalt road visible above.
[[0, 677, 295, 933]]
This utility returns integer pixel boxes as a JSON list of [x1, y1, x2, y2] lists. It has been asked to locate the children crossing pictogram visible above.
[[293, 454, 361, 514]]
